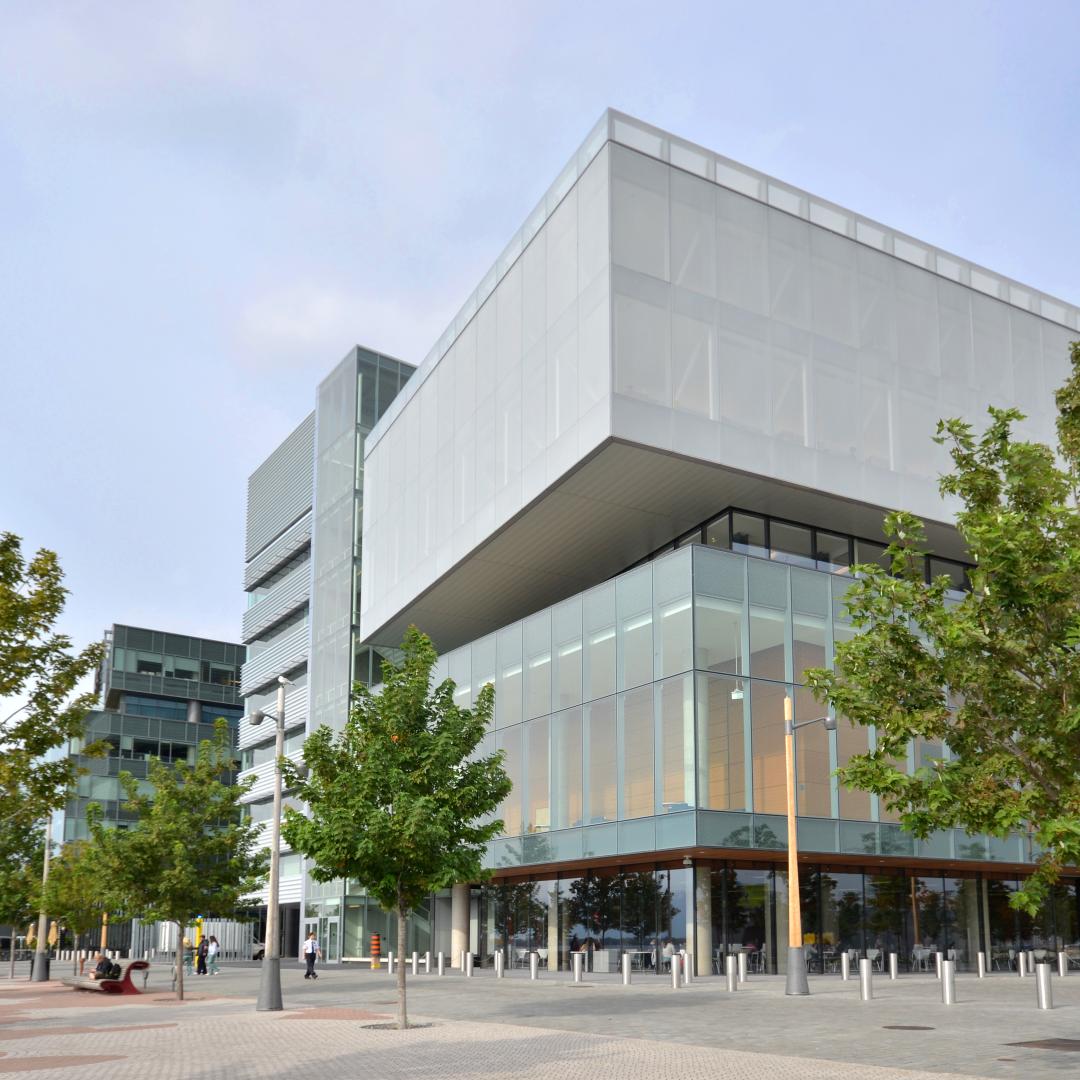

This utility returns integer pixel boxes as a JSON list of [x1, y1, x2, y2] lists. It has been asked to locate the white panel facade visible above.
[[606, 142, 1075, 523], [361, 146, 611, 640], [360, 110, 1078, 644]]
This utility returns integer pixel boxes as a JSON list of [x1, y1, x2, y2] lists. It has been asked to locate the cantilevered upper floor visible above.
[[358, 109, 1079, 653]]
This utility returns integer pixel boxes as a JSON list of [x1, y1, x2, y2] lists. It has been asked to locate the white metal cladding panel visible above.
[[238, 750, 306, 802], [360, 146, 613, 642], [246, 872, 302, 909], [244, 514, 312, 590], [240, 624, 309, 696], [360, 127, 1076, 643], [242, 562, 311, 644], [237, 686, 308, 750], [604, 145, 1074, 521], [246, 412, 315, 561]]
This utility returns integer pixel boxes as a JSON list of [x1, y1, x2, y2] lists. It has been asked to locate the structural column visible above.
[[694, 866, 713, 979], [450, 884, 469, 969]]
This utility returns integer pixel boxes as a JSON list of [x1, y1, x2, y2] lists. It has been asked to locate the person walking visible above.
[[303, 931, 322, 980], [196, 936, 209, 975], [182, 938, 194, 976], [207, 935, 220, 976]]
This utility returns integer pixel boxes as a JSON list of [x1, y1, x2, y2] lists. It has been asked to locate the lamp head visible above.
[[249, 709, 265, 728], [824, 714, 838, 732]]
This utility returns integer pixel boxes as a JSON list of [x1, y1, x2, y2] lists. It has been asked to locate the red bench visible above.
[[62, 960, 151, 995]]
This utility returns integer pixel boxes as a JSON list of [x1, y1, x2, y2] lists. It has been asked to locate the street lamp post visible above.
[[783, 696, 836, 996], [30, 813, 52, 982], [251, 676, 290, 1012]]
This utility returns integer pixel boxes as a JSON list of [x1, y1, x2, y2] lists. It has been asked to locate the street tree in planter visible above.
[[282, 627, 511, 1030], [86, 721, 267, 999], [807, 341, 1080, 914]]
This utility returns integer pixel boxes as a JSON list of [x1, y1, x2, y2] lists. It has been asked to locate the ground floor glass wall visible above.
[[474, 863, 1080, 977]]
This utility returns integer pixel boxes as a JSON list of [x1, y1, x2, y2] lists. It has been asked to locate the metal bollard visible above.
[[425, 950, 431, 974], [494, 951, 503, 979], [934, 952, 943, 980], [681, 949, 692, 985], [977, 952, 986, 978], [841, 952, 851, 981], [1018, 951, 1027, 978], [529, 952, 539, 981], [725, 954, 738, 992], [671, 953, 680, 990], [572, 952, 583, 983], [1059, 951, 1069, 978], [621, 952, 632, 985], [465, 951, 473, 978], [387, 950, 394, 974], [437, 951, 445, 976], [888, 952, 898, 980], [1036, 962, 1053, 1009], [941, 959, 956, 1005], [737, 950, 748, 983], [411, 951, 418, 976], [859, 957, 873, 1001]]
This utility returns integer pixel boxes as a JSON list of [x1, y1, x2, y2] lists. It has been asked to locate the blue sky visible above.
[[1, 1, 1078, 655]]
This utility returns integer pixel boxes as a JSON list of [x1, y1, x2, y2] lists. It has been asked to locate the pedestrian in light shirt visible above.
[[303, 931, 322, 980]]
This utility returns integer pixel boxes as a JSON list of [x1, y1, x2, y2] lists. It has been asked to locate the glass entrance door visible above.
[[319, 916, 340, 964]]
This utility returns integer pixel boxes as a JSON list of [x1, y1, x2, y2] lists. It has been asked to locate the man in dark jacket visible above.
[[197, 937, 209, 975]]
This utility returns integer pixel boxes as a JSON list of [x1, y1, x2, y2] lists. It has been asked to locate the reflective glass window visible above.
[[693, 548, 745, 675], [525, 717, 550, 833], [496, 624, 523, 728], [659, 674, 694, 811], [524, 612, 552, 720], [552, 597, 582, 711], [550, 707, 582, 830], [496, 726, 522, 836], [617, 566, 653, 691], [583, 583, 616, 703], [769, 522, 814, 569], [750, 678, 787, 814], [794, 685, 830, 817], [815, 531, 851, 572], [704, 514, 730, 549], [695, 672, 747, 810], [791, 569, 828, 684], [619, 685, 654, 819], [731, 512, 767, 558], [653, 550, 692, 679], [584, 697, 616, 824], [748, 559, 789, 682]]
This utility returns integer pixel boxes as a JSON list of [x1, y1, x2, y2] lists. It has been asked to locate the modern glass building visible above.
[[240, 346, 415, 960], [60, 623, 245, 844], [53, 624, 244, 957], [248, 111, 1079, 973], [350, 111, 1079, 975]]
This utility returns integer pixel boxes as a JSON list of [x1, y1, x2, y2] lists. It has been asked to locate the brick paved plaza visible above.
[[2, 962, 1080, 1078]]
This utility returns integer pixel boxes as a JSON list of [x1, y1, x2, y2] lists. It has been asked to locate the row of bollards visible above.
[[382, 946, 1065, 1008]]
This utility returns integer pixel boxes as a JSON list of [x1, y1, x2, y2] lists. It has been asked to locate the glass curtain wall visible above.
[[478, 867, 689, 976]]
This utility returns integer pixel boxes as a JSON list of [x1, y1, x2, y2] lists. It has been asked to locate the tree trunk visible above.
[[175, 922, 184, 1001], [73, 933, 78, 976], [396, 899, 408, 1030], [8, 939, 14, 981]]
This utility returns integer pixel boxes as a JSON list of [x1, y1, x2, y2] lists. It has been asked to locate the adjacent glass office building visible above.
[[240, 346, 415, 960], [257, 111, 1079, 970]]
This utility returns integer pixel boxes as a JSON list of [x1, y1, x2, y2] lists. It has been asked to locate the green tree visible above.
[[0, 533, 104, 849], [282, 627, 511, 1029], [41, 840, 107, 974], [807, 341, 1080, 914], [86, 721, 267, 999], [0, 821, 44, 979]]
